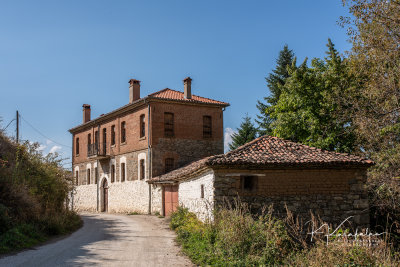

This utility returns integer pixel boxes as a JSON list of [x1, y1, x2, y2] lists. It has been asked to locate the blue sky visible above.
[[0, 0, 351, 168]]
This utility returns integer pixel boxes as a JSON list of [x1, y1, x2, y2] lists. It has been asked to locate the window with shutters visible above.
[[111, 164, 115, 183], [121, 121, 126, 143], [164, 113, 174, 137], [75, 138, 79, 156], [203, 116, 212, 138], [87, 169, 91, 184], [121, 163, 126, 182], [164, 158, 175, 173], [140, 159, 145, 180], [140, 114, 145, 138], [111, 125, 116, 146]]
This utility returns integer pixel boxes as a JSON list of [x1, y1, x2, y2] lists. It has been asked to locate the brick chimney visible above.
[[82, 104, 91, 123], [129, 79, 141, 103], [183, 77, 192, 99]]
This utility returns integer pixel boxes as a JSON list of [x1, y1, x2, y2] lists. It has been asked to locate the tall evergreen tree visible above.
[[229, 115, 258, 151], [256, 45, 294, 135], [267, 39, 357, 153]]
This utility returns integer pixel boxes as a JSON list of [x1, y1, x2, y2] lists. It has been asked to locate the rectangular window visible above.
[[95, 167, 98, 184], [75, 138, 79, 155], [95, 131, 99, 146], [75, 170, 79, 185], [200, 184, 204, 199], [111, 164, 115, 183], [140, 114, 145, 138], [140, 159, 145, 180], [121, 163, 126, 182], [164, 158, 175, 174], [102, 128, 107, 154], [164, 113, 174, 137], [241, 176, 258, 192], [87, 169, 91, 184], [203, 116, 212, 138], [87, 133, 91, 145], [121, 121, 126, 143], [111, 125, 116, 146]]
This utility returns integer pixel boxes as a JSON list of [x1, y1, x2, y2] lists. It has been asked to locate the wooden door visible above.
[[102, 180, 108, 212], [164, 185, 178, 216]]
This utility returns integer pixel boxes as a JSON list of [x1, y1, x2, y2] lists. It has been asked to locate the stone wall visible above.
[[150, 184, 163, 214], [72, 184, 98, 212], [152, 138, 223, 177], [213, 168, 370, 229], [72, 180, 150, 213], [108, 180, 149, 213], [178, 170, 215, 222]]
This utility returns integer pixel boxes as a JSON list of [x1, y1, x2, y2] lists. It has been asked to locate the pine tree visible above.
[[256, 45, 294, 135], [229, 115, 258, 151]]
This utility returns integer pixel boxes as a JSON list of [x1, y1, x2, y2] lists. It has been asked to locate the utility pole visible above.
[[16, 110, 19, 144]]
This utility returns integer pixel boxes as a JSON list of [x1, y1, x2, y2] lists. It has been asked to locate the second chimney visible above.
[[129, 79, 141, 103], [183, 77, 192, 99], [82, 104, 91, 123]]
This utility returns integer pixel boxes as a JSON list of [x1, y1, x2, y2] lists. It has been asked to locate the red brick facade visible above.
[[70, 80, 229, 186]]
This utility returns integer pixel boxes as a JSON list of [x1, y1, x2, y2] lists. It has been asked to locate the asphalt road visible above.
[[0, 213, 193, 267]]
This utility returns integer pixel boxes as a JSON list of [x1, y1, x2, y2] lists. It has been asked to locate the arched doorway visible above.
[[102, 179, 108, 212]]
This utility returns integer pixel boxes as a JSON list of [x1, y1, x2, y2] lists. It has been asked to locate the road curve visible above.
[[0, 213, 193, 267]]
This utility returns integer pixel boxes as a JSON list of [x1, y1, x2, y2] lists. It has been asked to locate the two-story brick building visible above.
[[69, 77, 229, 214]]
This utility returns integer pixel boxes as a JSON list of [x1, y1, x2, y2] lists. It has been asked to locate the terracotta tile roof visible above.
[[148, 88, 229, 106], [149, 136, 374, 183]]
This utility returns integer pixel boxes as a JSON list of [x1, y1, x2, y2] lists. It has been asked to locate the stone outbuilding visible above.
[[149, 136, 374, 228]]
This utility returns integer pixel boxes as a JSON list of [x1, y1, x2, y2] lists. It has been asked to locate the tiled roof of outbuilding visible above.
[[148, 135, 374, 183], [148, 88, 229, 106]]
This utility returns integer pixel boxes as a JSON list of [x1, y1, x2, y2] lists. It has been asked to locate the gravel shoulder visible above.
[[0, 213, 193, 267]]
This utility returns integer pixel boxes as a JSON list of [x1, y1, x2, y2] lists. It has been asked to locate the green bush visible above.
[[171, 206, 295, 266], [170, 206, 399, 266], [0, 132, 82, 254]]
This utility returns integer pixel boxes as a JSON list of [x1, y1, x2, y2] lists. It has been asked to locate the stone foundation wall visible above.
[[150, 184, 163, 214], [152, 138, 223, 177], [213, 168, 369, 229], [108, 180, 149, 213], [178, 170, 215, 222], [72, 184, 98, 212], [72, 180, 150, 213]]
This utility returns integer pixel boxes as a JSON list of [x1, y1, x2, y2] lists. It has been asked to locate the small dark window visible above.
[[111, 125, 116, 146], [164, 158, 175, 173], [200, 184, 204, 199], [111, 164, 115, 183], [121, 121, 126, 143], [87, 169, 91, 184], [242, 176, 258, 192], [121, 163, 126, 182], [203, 116, 212, 138], [95, 167, 98, 184], [164, 113, 174, 137], [140, 114, 145, 138], [75, 138, 80, 155], [75, 170, 79, 185], [140, 159, 145, 180], [87, 133, 91, 145]]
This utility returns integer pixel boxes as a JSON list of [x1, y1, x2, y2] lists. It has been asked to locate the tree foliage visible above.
[[340, 0, 400, 241], [266, 39, 357, 153], [256, 45, 294, 135], [229, 115, 258, 151]]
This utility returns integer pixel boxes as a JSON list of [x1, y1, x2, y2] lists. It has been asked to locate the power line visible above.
[[19, 114, 72, 148], [2, 118, 15, 131]]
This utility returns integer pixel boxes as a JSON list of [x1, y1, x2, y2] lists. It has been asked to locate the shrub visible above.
[[170, 206, 295, 266]]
